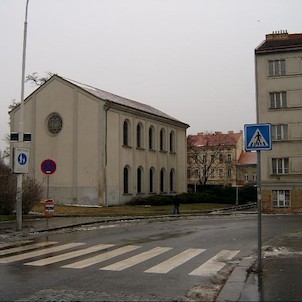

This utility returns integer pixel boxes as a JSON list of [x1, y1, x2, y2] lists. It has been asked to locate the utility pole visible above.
[[16, 0, 30, 231]]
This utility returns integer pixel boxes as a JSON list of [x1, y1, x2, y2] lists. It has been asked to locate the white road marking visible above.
[[100, 246, 172, 271], [0, 243, 84, 264], [144, 248, 206, 273], [62, 245, 141, 269], [24, 243, 114, 266], [189, 249, 240, 276]]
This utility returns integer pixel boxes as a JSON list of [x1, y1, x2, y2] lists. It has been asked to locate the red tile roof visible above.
[[189, 132, 242, 147], [238, 152, 257, 165]]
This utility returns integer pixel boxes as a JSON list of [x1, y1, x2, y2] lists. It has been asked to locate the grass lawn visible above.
[[30, 202, 232, 217], [0, 203, 233, 221]]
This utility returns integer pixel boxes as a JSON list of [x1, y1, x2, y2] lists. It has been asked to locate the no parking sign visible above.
[[41, 159, 56, 175]]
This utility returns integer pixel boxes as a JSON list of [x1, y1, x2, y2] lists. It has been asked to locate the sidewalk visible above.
[[1, 215, 302, 301], [217, 230, 302, 302]]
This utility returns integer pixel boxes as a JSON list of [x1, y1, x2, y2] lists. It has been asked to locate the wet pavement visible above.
[[219, 229, 302, 301], [1, 214, 302, 301]]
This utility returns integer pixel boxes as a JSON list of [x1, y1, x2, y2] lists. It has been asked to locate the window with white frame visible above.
[[269, 59, 286, 76], [244, 173, 249, 181], [219, 169, 223, 178], [227, 154, 232, 162], [210, 168, 215, 178], [272, 124, 288, 141], [272, 158, 289, 174], [227, 168, 232, 178], [272, 190, 290, 207], [269, 92, 287, 109]]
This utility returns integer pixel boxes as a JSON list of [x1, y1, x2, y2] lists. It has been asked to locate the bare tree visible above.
[[26, 71, 53, 86], [187, 132, 237, 186]]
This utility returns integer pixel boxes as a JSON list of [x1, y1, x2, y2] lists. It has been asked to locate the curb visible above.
[[216, 256, 257, 302]]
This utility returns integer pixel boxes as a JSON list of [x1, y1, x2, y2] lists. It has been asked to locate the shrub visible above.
[[0, 160, 44, 215], [0, 161, 15, 214], [126, 185, 257, 206], [22, 176, 44, 214]]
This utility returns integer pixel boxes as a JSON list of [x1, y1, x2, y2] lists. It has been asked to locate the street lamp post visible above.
[[16, 0, 30, 231]]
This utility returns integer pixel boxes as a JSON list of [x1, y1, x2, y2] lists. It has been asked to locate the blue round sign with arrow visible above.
[[41, 159, 57, 175]]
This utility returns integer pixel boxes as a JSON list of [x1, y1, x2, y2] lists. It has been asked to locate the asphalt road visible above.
[[0, 214, 301, 301]]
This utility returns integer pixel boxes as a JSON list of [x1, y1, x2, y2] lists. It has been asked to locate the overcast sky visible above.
[[1, 0, 301, 152]]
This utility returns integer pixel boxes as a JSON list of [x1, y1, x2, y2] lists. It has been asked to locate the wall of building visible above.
[[256, 45, 302, 213], [10, 76, 188, 206]]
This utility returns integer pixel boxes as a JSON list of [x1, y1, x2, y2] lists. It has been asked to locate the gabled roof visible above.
[[189, 132, 242, 147], [13, 74, 189, 128], [237, 151, 257, 165], [255, 32, 302, 54], [58, 75, 189, 128]]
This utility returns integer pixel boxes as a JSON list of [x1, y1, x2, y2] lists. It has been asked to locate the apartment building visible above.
[[255, 31, 302, 213], [10, 75, 189, 206], [187, 131, 255, 187]]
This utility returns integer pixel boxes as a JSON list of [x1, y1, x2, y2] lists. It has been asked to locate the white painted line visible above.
[[62, 245, 141, 269], [145, 248, 206, 274], [189, 250, 240, 276], [25, 243, 114, 266], [100, 246, 172, 271], [0, 243, 85, 264]]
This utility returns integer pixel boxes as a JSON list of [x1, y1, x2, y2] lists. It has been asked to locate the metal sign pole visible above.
[[47, 175, 50, 199], [257, 150, 262, 272], [245, 123, 272, 273]]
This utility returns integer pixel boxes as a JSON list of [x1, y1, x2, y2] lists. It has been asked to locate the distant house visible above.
[[187, 131, 254, 187], [10, 75, 189, 206], [255, 31, 302, 213], [237, 151, 257, 186]]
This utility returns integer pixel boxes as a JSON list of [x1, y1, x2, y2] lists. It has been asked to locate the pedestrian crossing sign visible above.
[[244, 123, 272, 151]]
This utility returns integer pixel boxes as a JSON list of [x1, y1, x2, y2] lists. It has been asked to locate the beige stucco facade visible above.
[[10, 75, 189, 206], [255, 32, 302, 213]]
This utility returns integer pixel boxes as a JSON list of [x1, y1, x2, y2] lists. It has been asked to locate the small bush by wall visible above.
[[0, 160, 44, 215]]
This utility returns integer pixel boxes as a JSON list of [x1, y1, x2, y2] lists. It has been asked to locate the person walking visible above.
[[173, 194, 180, 215]]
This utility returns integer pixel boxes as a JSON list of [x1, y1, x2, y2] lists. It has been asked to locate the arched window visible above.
[[149, 126, 155, 150], [160, 128, 166, 151], [160, 168, 165, 193], [137, 123, 143, 148], [170, 168, 175, 192], [137, 166, 143, 194], [123, 119, 131, 146], [123, 166, 130, 194], [149, 167, 155, 193], [169, 131, 175, 153]]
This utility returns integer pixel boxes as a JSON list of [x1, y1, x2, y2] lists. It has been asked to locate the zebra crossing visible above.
[[0, 240, 240, 276]]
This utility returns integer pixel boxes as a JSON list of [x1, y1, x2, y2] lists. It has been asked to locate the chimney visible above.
[[266, 30, 288, 41]]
